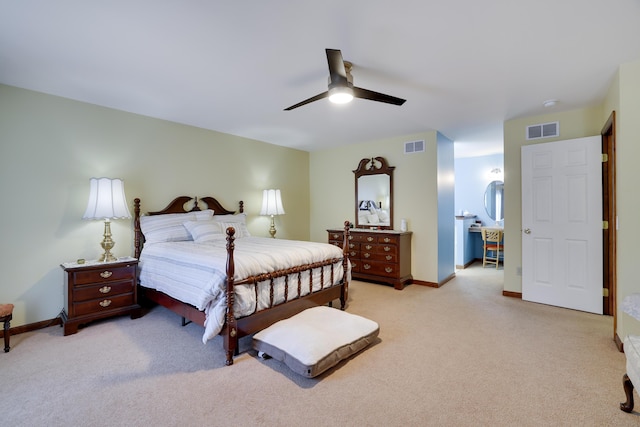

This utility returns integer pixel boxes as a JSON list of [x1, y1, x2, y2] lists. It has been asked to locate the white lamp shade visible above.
[[82, 177, 131, 220], [260, 189, 285, 216]]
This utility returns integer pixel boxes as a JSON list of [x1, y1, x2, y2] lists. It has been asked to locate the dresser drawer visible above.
[[72, 293, 135, 317], [360, 252, 397, 263], [360, 243, 398, 256], [360, 261, 399, 278], [72, 265, 136, 285], [354, 234, 377, 243], [72, 280, 135, 303], [328, 231, 344, 241], [377, 235, 399, 245]]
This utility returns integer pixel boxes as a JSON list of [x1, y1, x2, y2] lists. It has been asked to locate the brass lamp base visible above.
[[98, 219, 117, 262], [269, 215, 277, 238]]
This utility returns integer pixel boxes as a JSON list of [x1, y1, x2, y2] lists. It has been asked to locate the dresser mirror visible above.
[[354, 157, 394, 229], [484, 180, 504, 221]]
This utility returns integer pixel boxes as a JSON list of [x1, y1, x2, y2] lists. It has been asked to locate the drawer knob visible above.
[[365, 245, 372, 250], [332, 234, 339, 239], [384, 238, 391, 243], [349, 243, 355, 249], [386, 255, 392, 261], [99, 286, 112, 294], [385, 267, 393, 273], [350, 251, 357, 257], [100, 271, 113, 279], [99, 299, 112, 308], [367, 237, 374, 242], [363, 253, 370, 258], [384, 246, 391, 252], [363, 264, 371, 270]]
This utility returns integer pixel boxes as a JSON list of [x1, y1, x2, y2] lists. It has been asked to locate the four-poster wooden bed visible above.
[[133, 196, 350, 365]]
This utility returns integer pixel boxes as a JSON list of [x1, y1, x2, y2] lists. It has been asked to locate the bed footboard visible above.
[[222, 221, 351, 366]]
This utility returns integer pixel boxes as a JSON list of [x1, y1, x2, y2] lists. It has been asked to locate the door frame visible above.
[[601, 111, 618, 345]]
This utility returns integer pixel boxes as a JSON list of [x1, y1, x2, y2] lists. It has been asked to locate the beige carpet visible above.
[[1, 263, 637, 426]]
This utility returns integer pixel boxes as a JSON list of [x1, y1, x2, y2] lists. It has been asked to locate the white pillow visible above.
[[140, 210, 214, 243], [358, 215, 368, 224], [377, 210, 389, 222], [366, 213, 380, 224], [213, 213, 251, 238], [183, 220, 224, 243], [212, 213, 246, 223], [216, 221, 251, 238]]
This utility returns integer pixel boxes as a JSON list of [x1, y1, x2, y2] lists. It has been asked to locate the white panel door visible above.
[[521, 136, 602, 314]]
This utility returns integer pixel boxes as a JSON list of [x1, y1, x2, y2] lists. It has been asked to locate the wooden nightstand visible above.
[[60, 258, 141, 335]]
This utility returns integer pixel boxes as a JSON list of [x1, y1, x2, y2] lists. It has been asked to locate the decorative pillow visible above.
[[213, 213, 251, 238], [377, 210, 389, 222], [253, 306, 379, 378], [183, 220, 224, 243], [216, 221, 251, 238], [140, 210, 214, 243]]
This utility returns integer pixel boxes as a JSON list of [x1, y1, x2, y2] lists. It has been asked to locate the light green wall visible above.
[[309, 132, 442, 283], [503, 106, 604, 293], [610, 60, 640, 339], [0, 84, 310, 327]]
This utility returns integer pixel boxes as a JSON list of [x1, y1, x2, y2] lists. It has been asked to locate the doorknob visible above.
[[524, 228, 531, 234]]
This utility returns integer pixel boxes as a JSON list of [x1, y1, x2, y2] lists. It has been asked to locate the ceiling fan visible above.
[[284, 49, 406, 111]]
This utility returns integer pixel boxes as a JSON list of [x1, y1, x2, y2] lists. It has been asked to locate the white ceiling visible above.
[[2, 1, 639, 157]]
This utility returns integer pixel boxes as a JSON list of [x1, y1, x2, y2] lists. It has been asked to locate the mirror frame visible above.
[[353, 157, 395, 229]]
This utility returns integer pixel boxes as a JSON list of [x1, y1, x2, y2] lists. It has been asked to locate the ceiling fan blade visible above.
[[284, 91, 329, 111], [325, 49, 349, 87], [353, 86, 406, 106]]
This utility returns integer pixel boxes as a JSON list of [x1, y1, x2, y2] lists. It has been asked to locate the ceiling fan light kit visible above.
[[328, 86, 354, 104], [284, 48, 406, 111]]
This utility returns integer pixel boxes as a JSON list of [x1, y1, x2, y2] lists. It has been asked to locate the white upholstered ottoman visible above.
[[621, 293, 640, 413], [621, 335, 640, 412], [253, 306, 379, 378]]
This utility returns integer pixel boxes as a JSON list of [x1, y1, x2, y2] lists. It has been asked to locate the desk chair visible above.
[[481, 228, 504, 269]]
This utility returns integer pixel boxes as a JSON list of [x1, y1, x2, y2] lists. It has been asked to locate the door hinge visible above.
[[603, 288, 609, 297], [602, 153, 608, 162], [603, 221, 609, 230]]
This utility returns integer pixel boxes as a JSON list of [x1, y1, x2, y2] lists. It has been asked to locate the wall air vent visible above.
[[404, 140, 425, 154], [526, 121, 559, 140]]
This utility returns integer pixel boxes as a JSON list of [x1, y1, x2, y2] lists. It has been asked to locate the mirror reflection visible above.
[[484, 180, 504, 221], [358, 174, 391, 226], [354, 157, 394, 229]]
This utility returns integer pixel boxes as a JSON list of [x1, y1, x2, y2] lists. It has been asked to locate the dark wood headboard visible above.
[[133, 196, 244, 259]]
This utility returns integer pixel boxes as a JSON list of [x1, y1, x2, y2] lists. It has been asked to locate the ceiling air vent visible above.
[[404, 140, 425, 154], [526, 121, 559, 140]]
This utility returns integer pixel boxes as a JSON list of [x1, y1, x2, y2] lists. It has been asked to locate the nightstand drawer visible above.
[[72, 280, 135, 303], [72, 265, 136, 285], [72, 293, 135, 317]]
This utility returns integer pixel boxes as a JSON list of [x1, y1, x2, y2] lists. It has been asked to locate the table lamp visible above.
[[82, 177, 131, 262]]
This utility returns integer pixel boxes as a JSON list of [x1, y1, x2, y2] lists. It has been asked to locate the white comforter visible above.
[[138, 237, 347, 343]]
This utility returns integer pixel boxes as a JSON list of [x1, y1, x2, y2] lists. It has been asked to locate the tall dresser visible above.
[[328, 228, 412, 290]]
